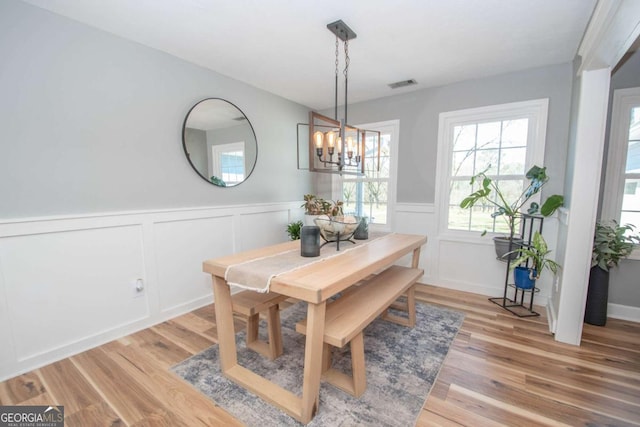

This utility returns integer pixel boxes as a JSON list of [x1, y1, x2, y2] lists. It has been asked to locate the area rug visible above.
[[172, 301, 464, 426]]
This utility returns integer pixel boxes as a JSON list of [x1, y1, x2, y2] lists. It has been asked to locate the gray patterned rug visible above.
[[172, 301, 464, 426]]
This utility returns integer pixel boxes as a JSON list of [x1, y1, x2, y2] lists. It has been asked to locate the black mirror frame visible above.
[[182, 98, 258, 187]]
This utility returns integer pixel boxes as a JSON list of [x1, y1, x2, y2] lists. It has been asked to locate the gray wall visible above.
[[0, 0, 311, 219], [603, 49, 640, 307], [332, 63, 573, 203]]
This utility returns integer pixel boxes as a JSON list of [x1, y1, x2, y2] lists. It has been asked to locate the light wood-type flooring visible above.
[[0, 284, 638, 426]]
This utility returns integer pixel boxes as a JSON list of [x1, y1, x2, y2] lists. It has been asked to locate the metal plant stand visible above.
[[489, 214, 544, 317]]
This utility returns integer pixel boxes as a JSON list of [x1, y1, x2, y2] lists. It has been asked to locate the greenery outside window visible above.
[[435, 99, 548, 236]]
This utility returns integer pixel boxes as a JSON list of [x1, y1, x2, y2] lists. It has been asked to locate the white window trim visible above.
[[434, 99, 549, 242], [332, 119, 399, 232], [602, 87, 640, 260]]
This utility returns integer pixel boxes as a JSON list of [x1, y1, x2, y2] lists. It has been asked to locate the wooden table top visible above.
[[203, 233, 427, 304]]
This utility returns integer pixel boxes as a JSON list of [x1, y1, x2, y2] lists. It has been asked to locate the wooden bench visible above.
[[295, 265, 424, 397], [231, 291, 289, 360]]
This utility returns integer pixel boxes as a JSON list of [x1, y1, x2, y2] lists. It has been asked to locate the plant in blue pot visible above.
[[507, 231, 560, 290]]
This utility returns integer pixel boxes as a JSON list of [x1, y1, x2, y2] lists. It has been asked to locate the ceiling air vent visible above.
[[388, 79, 418, 89]]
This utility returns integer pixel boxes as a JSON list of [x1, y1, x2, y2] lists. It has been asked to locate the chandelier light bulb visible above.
[[314, 131, 324, 149], [326, 131, 336, 148]]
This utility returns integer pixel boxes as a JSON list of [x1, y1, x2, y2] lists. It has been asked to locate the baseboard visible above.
[[417, 279, 504, 300], [546, 296, 557, 333], [607, 303, 640, 322]]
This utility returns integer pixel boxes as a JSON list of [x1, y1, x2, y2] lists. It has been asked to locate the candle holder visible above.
[[300, 226, 321, 257]]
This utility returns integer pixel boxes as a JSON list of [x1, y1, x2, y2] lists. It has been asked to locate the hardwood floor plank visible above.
[[416, 407, 465, 426], [37, 359, 104, 416], [64, 401, 123, 427], [126, 329, 192, 368], [170, 312, 217, 340], [151, 320, 214, 355], [422, 396, 508, 427], [0, 372, 46, 404], [524, 375, 640, 424], [445, 384, 574, 427], [71, 347, 169, 426]]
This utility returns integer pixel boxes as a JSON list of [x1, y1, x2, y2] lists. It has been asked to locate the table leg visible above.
[[212, 275, 237, 371], [300, 301, 327, 424], [411, 246, 421, 268]]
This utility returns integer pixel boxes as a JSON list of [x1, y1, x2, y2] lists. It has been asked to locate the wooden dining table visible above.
[[202, 232, 427, 424]]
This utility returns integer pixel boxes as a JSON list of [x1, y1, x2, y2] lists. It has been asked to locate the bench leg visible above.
[[382, 285, 416, 327], [321, 343, 332, 373], [245, 305, 284, 360], [350, 332, 367, 397], [321, 333, 367, 398], [246, 313, 259, 345]]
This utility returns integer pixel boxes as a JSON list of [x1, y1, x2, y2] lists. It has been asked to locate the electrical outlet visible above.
[[132, 278, 145, 298]]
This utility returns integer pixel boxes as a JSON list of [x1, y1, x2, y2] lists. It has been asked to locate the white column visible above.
[[555, 68, 611, 344]]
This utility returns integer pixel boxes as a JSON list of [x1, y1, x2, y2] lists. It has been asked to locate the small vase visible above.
[[354, 217, 368, 240]]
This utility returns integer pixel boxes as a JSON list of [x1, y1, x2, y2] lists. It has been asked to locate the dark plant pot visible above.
[[584, 266, 609, 326], [513, 266, 537, 289], [493, 236, 524, 261]]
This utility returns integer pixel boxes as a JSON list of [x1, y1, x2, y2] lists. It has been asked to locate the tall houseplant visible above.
[[585, 220, 639, 326], [460, 165, 564, 260]]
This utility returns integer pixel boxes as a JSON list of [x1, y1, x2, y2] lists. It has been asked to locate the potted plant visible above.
[[286, 220, 303, 240], [507, 231, 560, 289], [460, 165, 564, 260], [301, 194, 343, 225], [585, 220, 639, 326]]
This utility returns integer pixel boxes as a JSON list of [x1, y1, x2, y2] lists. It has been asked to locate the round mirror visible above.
[[182, 98, 257, 187]]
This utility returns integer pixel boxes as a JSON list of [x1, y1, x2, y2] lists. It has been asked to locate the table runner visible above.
[[225, 232, 388, 292]]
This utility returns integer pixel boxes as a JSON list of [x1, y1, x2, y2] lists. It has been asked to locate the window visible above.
[[435, 99, 548, 235], [212, 142, 245, 186], [335, 120, 398, 229], [603, 87, 640, 229]]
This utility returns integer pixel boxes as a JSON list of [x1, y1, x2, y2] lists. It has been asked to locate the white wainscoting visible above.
[[395, 203, 560, 299], [0, 202, 301, 381], [396, 203, 640, 325]]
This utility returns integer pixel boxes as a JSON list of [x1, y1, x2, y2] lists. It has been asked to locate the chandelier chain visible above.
[[335, 36, 339, 76], [344, 39, 350, 78], [344, 39, 349, 125]]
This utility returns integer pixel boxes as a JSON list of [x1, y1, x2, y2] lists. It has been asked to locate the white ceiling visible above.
[[21, 0, 597, 110]]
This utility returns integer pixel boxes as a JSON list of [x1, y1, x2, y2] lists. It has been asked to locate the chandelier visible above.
[[305, 20, 380, 175]]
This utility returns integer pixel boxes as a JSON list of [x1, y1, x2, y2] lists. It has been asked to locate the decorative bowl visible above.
[[314, 215, 360, 242]]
